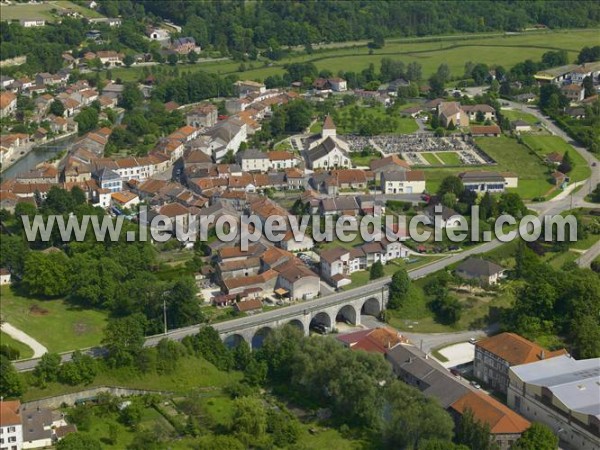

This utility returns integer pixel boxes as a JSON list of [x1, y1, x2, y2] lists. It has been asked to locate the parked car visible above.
[[470, 380, 481, 389]]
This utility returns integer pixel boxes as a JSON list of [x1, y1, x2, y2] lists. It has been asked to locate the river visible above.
[[1, 134, 77, 180]]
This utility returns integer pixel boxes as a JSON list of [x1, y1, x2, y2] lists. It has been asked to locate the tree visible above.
[[455, 408, 495, 450], [383, 380, 454, 449], [471, 63, 490, 85], [167, 53, 179, 66], [56, 433, 102, 450], [119, 400, 143, 428], [123, 54, 135, 67], [22, 252, 71, 297], [582, 76, 595, 98], [50, 100, 65, 117], [512, 423, 558, 450], [119, 83, 143, 110], [103, 313, 147, 368], [438, 176, 464, 198], [74, 107, 99, 135], [406, 62, 422, 81], [436, 63, 451, 84], [34, 352, 62, 385], [498, 192, 527, 218], [188, 50, 199, 64], [388, 268, 411, 309], [558, 151, 573, 174], [428, 73, 445, 98], [0, 355, 24, 398], [233, 340, 253, 370], [370, 260, 384, 280], [232, 396, 267, 445]]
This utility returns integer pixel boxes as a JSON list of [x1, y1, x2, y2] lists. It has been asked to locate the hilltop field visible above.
[[112, 28, 600, 82]]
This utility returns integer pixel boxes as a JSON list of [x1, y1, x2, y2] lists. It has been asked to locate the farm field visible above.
[[0, 1, 103, 21], [0, 286, 108, 353], [521, 135, 591, 182], [110, 28, 600, 83]]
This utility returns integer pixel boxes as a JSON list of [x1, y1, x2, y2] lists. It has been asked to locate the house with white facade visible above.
[[1, 400, 23, 450], [237, 148, 270, 172], [381, 170, 426, 194]]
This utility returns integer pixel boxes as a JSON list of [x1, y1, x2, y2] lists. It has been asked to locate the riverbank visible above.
[[1, 131, 77, 179]]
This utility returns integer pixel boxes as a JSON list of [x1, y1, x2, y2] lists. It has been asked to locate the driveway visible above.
[[1, 322, 47, 358]]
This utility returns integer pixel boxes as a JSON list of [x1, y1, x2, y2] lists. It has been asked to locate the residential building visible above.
[[0, 92, 17, 118], [508, 355, 600, 450], [424, 204, 463, 228], [455, 257, 506, 286], [0, 267, 11, 285], [386, 345, 531, 450], [111, 191, 140, 210], [312, 77, 347, 92], [474, 332, 567, 393], [234, 80, 266, 97], [337, 327, 408, 353], [462, 104, 497, 121], [370, 154, 411, 182], [267, 151, 298, 170], [276, 261, 320, 300], [381, 170, 426, 194], [237, 148, 270, 172], [172, 37, 197, 54], [19, 18, 45, 27], [450, 392, 531, 450], [186, 103, 218, 128], [561, 84, 585, 103], [0, 400, 23, 450], [92, 168, 122, 192], [511, 120, 532, 133], [0, 75, 15, 89]]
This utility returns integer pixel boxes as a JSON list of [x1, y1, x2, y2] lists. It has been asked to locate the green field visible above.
[[435, 152, 462, 165], [0, 331, 34, 360], [521, 135, 591, 183], [0, 1, 103, 21], [0, 286, 108, 353], [500, 109, 540, 125], [111, 28, 600, 83]]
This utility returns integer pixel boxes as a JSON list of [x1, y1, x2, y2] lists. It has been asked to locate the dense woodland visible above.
[[133, 0, 600, 51]]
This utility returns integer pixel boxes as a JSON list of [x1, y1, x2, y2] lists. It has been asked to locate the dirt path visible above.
[[1, 322, 47, 358]]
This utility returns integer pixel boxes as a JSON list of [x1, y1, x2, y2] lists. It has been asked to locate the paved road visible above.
[[576, 239, 600, 268], [1, 323, 48, 358]]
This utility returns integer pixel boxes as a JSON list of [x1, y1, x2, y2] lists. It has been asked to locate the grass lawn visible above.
[[0, 331, 34, 360], [435, 152, 462, 165], [0, 286, 108, 353], [543, 249, 580, 269], [521, 135, 591, 183], [350, 153, 379, 167], [396, 117, 420, 134], [422, 152, 442, 165], [473, 136, 553, 198], [0, 1, 103, 21], [386, 277, 515, 333], [22, 355, 243, 401], [500, 109, 540, 125]]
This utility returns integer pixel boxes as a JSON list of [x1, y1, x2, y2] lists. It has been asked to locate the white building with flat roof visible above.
[[507, 355, 600, 450]]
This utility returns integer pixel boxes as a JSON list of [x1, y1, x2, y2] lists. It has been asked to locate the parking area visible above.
[[436, 341, 475, 369]]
